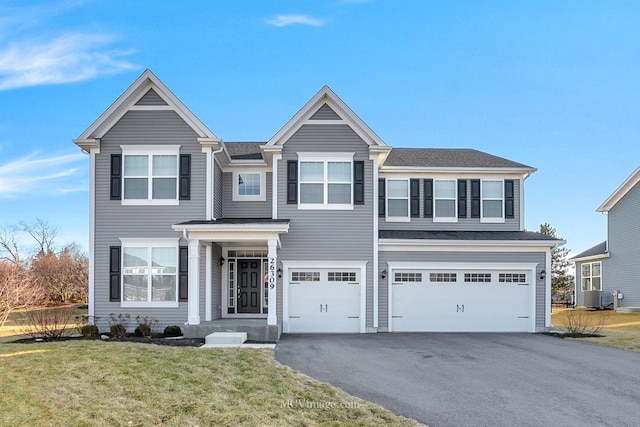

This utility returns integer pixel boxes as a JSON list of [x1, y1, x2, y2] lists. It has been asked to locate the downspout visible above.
[[211, 146, 224, 221]]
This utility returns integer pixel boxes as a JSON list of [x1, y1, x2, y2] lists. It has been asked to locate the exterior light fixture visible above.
[[539, 269, 546, 281], [220, 257, 225, 266], [381, 269, 387, 279], [277, 268, 282, 279]]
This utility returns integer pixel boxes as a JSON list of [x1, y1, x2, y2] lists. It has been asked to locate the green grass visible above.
[[0, 341, 420, 427], [552, 308, 640, 352]]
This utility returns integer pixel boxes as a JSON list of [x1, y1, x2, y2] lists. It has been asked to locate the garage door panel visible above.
[[391, 269, 532, 332]]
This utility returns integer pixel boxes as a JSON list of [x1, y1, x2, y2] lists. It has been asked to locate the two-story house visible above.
[[73, 70, 561, 340]]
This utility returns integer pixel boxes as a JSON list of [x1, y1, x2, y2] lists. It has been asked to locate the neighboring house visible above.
[[73, 70, 562, 340], [571, 166, 640, 311]]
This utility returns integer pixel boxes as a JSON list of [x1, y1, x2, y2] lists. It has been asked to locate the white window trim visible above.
[[581, 261, 602, 291], [433, 179, 458, 223], [119, 237, 180, 308], [232, 170, 266, 201], [120, 145, 181, 206], [386, 178, 410, 222], [480, 179, 505, 223], [297, 152, 354, 210]]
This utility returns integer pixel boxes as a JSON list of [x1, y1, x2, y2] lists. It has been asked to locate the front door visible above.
[[237, 259, 261, 313]]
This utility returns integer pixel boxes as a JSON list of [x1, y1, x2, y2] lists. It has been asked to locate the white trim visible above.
[[232, 170, 267, 201], [272, 154, 281, 219], [119, 237, 179, 246], [519, 177, 525, 231], [570, 253, 609, 263], [188, 239, 201, 324], [379, 241, 562, 251], [303, 119, 346, 124], [88, 148, 98, 319], [371, 154, 379, 328], [203, 145, 212, 220], [385, 178, 410, 222], [205, 243, 212, 321], [380, 166, 536, 174], [545, 249, 552, 328], [128, 105, 174, 111], [386, 262, 538, 333], [120, 145, 182, 153], [282, 260, 368, 334], [267, 240, 278, 326], [598, 165, 640, 212]]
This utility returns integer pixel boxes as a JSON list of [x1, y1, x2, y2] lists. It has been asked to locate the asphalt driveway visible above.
[[275, 333, 640, 427]]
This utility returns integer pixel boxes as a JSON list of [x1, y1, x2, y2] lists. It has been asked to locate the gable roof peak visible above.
[[597, 165, 640, 212]]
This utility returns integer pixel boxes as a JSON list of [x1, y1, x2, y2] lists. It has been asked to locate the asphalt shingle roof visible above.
[[225, 142, 264, 160], [570, 241, 607, 260], [384, 148, 533, 169], [379, 230, 559, 241]]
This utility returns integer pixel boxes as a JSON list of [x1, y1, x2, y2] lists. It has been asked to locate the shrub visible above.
[[80, 324, 99, 338], [561, 309, 608, 337], [134, 315, 158, 337], [107, 313, 130, 338], [164, 325, 182, 337], [21, 305, 76, 339]]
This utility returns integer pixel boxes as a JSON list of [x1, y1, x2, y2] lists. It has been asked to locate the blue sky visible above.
[[1, 0, 639, 256]]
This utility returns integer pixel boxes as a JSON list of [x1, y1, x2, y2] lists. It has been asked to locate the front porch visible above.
[[183, 318, 282, 342]]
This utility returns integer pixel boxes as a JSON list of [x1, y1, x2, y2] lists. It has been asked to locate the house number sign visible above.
[[268, 257, 276, 289]]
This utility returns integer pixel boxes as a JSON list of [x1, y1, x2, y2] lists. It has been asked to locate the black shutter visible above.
[[505, 180, 515, 219], [110, 154, 121, 200], [109, 246, 121, 302], [287, 160, 297, 204], [354, 161, 364, 205], [423, 179, 433, 218], [458, 179, 467, 218], [471, 179, 480, 218], [179, 246, 189, 302], [410, 179, 420, 217], [378, 178, 386, 217], [179, 154, 191, 200]]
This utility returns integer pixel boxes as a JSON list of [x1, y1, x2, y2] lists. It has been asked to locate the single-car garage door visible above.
[[391, 266, 534, 332], [288, 268, 362, 333]]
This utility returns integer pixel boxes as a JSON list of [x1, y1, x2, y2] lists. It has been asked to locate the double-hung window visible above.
[[434, 179, 457, 221], [120, 238, 179, 308], [481, 180, 504, 222], [386, 179, 410, 221], [232, 171, 266, 201], [298, 153, 353, 209], [121, 145, 180, 205], [581, 262, 602, 291]]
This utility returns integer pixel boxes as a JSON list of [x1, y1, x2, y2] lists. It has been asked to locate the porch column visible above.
[[267, 239, 278, 326], [188, 239, 201, 325]]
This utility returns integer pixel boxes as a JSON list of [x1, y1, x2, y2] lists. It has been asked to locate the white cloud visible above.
[[0, 151, 86, 198], [0, 32, 136, 91], [266, 14, 325, 27]]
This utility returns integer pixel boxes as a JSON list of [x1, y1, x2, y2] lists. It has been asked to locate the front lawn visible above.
[[551, 308, 640, 352], [0, 341, 420, 427]]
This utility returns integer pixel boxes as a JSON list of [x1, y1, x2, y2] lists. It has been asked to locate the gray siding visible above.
[[378, 251, 547, 330], [211, 244, 222, 319], [222, 172, 272, 218], [604, 180, 640, 307], [309, 103, 341, 120], [94, 110, 206, 331], [214, 160, 223, 218], [135, 88, 168, 105], [277, 124, 375, 327], [379, 178, 521, 231]]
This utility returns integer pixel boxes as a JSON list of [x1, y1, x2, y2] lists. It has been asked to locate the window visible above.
[[434, 179, 457, 221], [298, 153, 353, 209], [429, 273, 457, 282], [581, 262, 602, 291], [394, 272, 422, 282], [328, 272, 357, 282], [481, 180, 504, 222], [121, 146, 179, 205], [499, 273, 527, 283], [232, 171, 266, 201], [464, 273, 491, 283], [121, 239, 178, 307], [387, 179, 410, 221], [291, 271, 320, 282]]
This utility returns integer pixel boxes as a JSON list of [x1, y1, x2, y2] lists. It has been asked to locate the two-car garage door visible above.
[[390, 265, 535, 332]]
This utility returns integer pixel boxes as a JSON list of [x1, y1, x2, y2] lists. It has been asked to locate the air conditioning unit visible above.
[[583, 290, 603, 308]]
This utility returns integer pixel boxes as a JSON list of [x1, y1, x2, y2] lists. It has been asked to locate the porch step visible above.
[[205, 332, 247, 345]]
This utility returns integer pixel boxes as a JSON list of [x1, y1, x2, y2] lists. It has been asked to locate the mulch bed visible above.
[[9, 335, 205, 347]]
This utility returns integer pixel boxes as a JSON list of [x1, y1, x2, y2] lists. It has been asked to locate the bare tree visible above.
[[20, 218, 57, 256], [0, 261, 43, 329], [30, 243, 88, 304], [0, 226, 21, 265]]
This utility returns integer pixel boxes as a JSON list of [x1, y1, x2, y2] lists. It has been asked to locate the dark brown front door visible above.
[[237, 259, 261, 313]]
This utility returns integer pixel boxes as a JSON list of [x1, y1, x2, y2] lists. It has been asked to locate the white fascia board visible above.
[[77, 69, 219, 141], [172, 223, 290, 233], [597, 166, 640, 212], [569, 253, 610, 263], [73, 138, 100, 152], [266, 86, 387, 147], [387, 261, 538, 271], [379, 167, 535, 175], [379, 239, 564, 251]]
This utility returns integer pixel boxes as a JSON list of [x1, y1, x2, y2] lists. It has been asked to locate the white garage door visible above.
[[391, 268, 532, 332], [288, 268, 361, 333]]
